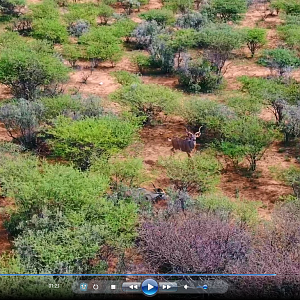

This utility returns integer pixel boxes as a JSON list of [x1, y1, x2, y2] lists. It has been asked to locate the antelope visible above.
[[168, 126, 203, 157]]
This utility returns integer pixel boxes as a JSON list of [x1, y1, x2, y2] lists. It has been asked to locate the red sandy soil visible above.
[[0, 123, 12, 142], [220, 142, 296, 206]]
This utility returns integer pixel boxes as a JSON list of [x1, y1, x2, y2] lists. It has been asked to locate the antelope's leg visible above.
[[171, 148, 175, 155]]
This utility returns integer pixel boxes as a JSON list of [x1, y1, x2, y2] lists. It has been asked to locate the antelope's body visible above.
[[168, 127, 202, 157]]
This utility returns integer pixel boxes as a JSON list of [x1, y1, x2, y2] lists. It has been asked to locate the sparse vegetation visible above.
[[0, 1, 300, 297]]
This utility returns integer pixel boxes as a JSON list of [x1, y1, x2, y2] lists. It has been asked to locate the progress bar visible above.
[[0, 273, 277, 276]]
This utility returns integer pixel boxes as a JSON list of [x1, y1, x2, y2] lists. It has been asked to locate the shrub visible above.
[[0, 153, 110, 214], [138, 210, 251, 274], [258, 48, 300, 77], [164, 0, 193, 14], [175, 10, 207, 31], [0, 99, 44, 148], [0, 252, 73, 298], [121, 0, 142, 15], [197, 24, 245, 74], [12, 15, 33, 36], [0, 40, 69, 100], [210, 0, 248, 22], [110, 83, 182, 124], [171, 29, 198, 66], [148, 33, 175, 73], [139, 9, 175, 26], [220, 117, 277, 171], [79, 27, 123, 67], [226, 95, 263, 116], [130, 52, 152, 74], [44, 115, 140, 169], [281, 102, 300, 143], [196, 193, 262, 226], [111, 70, 142, 85], [32, 18, 68, 44], [67, 20, 90, 37], [271, 166, 300, 198], [61, 43, 83, 67], [158, 151, 221, 192], [64, 3, 99, 26], [182, 97, 236, 132], [271, 0, 300, 14], [91, 156, 145, 189], [40, 94, 104, 120], [239, 76, 300, 123], [30, 0, 60, 20], [98, 3, 114, 24], [177, 56, 223, 93], [278, 24, 300, 51], [244, 27, 267, 58], [110, 18, 137, 41], [13, 208, 107, 274], [131, 20, 162, 48], [0, 0, 25, 16]]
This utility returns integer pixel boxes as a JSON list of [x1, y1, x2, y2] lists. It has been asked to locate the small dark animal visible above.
[[168, 126, 203, 157], [131, 185, 167, 204]]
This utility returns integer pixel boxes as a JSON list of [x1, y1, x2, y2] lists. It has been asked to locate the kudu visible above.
[[168, 126, 203, 157]]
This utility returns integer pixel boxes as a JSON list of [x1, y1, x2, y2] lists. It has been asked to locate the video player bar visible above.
[[73, 279, 229, 296]]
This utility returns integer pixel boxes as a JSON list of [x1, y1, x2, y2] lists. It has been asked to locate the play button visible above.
[[141, 279, 158, 296]]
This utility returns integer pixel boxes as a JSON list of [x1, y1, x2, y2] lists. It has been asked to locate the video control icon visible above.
[[141, 279, 159, 296], [122, 282, 141, 293], [159, 282, 177, 292]]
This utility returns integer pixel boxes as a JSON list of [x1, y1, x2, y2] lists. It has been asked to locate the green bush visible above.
[[79, 27, 123, 67], [182, 97, 236, 132], [278, 24, 300, 50], [0, 252, 74, 298], [197, 193, 262, 225], [239, 76, 300, 123], [171, 29, 198, 67], [271, 0, 300, 14], [30, 0, 60, 20], [40, 94, 104, 120], [197, 24, 245, 74], [111, 70, 142, 85], [258, 48, 300, 77], [103, 200, 138, 249], [14, 208, 107, 273], [61, 43, 83, 67], [130, 52, 152, 74], [32, 18, 68, 44], [0, 39, 69, 100], [98, 3, 114, 24], [226, 95, 263, 116], [210, 0, 247, 22], [0, 153, 110, 213], [220, 117, 277, 171], [269, 166, 300, 199], [139, 9, 175, 26], [44, 115, 140, 169], [110, 18, 137, 41], [164, 0, 193, 14], [110, 83, 182, 124], [91, 156, 145, 189], [158, 151, 221, 192], [244, 27, 267, 57], [64, 3, 99, 26]]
